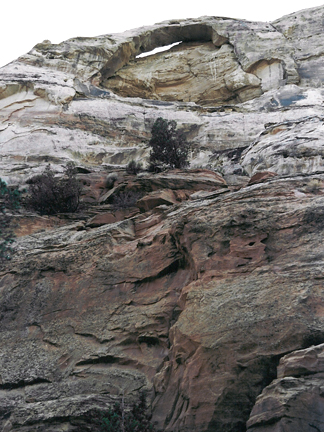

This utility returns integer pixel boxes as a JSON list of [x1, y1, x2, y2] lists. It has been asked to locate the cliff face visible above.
[[1, 6, 324, 432]]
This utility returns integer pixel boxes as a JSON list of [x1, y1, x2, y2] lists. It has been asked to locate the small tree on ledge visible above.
[[148, 117, 190, 169]]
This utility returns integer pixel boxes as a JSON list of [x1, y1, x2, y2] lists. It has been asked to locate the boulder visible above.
[[87, 208, 139, 227], [278, 343, 324, 378]]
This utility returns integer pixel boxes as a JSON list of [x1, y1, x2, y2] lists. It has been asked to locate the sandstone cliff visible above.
[[1, 6, 324, 432]]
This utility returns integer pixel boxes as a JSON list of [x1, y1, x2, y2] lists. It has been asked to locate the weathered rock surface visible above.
[[241, 114, 324, 177], [104, 42, 261, 105], [247, 344, 324, 431], [1, 6, 324, 184], [2, 172, 324, 432], [2, 4, 324, 432]]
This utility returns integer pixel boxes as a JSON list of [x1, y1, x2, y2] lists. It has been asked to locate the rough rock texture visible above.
[[104, 42, 261, 105], [241, 114, 324, 177], [2, 5, 324, 432], [1, 6, 324, 184], [247, 344, 324, 431], [3, 172, 324, 432]]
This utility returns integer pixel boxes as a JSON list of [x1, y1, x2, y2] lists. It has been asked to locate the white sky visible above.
[[1, 1, 324, 68]]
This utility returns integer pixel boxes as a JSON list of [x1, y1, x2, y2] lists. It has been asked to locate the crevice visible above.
[[74, 332, 109, 344], [2, 98, 37, 114], [237, 257, 252, 267], [293, 52, 324, 62], [75, 355, 118, 366], [164, 390, 181, 426], [138, 335, 160, 346], [309, 424, 321, 431], [43, 338, 60, 347], [21, 415, 74, 427], [211, 146, 248, 164], [0, 377, 51, 390], [133, 258, 184, 286], [302, 331, 324, 349], [270, 22, 288, 40], [41, 308, 73, 317], [207, 354, 283, 432]]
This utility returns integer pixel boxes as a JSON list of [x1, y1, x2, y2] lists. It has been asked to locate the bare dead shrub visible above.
[[27, 163, 81, 215], [112, 190, 143, 210]]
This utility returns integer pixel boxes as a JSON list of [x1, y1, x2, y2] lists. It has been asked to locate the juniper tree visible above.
[[148, 117, 190, 169]]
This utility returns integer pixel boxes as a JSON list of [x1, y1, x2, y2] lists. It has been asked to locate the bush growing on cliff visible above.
[[112, 190, 143, 210], [0, 179, 21, 265], [148, 117, 190, 169], [27, 163, 81, 215], [126, 160, 143, 175]]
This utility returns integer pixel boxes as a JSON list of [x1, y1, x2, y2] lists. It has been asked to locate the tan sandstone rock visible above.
[[247, 171, 277, 186], [1, 7, 324, 183], [137, 189, 178, 212], [104, 42, 261, 106], [2, 5, 324, 432]]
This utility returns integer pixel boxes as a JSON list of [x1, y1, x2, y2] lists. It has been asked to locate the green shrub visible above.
[[148, 117, 190, 169], [0, 179, 21, 266], [106, 173, 118, 189], [27, 163, 81, 215]]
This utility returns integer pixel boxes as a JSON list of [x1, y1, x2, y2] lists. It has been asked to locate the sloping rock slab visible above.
[[137, 189, 178, 212], [241, 116, 324, 177], [278, 343, 324, 378], [87, 208, 139, 227], [247, 171, 277, 186], [190, 188, 229, 200], [135, 169, 227, 192]]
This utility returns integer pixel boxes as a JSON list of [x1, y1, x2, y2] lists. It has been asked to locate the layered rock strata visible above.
[[1, 6, 324, 184], [1, 5, 324, 432], [2, 170, 324, 432]]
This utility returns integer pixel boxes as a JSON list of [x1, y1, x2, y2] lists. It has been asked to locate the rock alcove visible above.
[[99, 24, 264, 105]]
